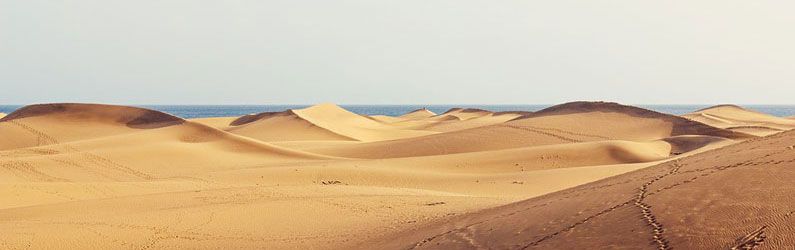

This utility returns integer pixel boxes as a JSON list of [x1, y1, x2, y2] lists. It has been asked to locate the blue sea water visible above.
[[1, 104, 794, 119]]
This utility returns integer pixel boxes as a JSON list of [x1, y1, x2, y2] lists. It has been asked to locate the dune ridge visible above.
[[226, 103, 436, 142], [683, 104, 795, 136], [362, 107, 527, 133], [0, 103, 186, 150], [0, 103, 184, 127], [513, 101, 752, 139], [399, 108, 437, 119], [305, 102, 746, 159]]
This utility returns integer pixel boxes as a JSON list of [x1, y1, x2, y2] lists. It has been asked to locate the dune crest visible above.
[[367, 107, 527, 133], [683, 104, 795, 136], [0, 103, 329, 157], [417, 108, 525, 132], [307, 102, 746, 159], [227, 103, 436, 142], [0, 103, 184, 127], [439, 108, 493, 120], [0, 103, 185, 150], [512, 101, 751, 139], [398, 108, 436, 119]]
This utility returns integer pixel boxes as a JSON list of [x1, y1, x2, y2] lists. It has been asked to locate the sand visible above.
[[301, 102, 748, 159], [399, 108, 437, 119], [0, 102, 790, 249], [372, 128, 795, 249], [682, 104, 795, 136], [224, 103, 437, 142]]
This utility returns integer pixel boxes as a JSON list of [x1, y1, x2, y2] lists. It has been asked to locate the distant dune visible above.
[[682, 104, 795, 136], [1, 101, 789, 249], [368, 108, 438, 125], [419, 109, 524, 132], [306, 102, 746, 159], [512, 102, 752, 140], [399, 108, 437, 119], [225, 103, 436, 142], [366, 107, 518, 133]]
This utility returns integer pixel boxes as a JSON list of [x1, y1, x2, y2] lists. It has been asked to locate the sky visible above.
[[1, 0, 794, 105]]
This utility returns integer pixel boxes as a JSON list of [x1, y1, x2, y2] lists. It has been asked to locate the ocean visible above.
[[1, 104, 795, 119]]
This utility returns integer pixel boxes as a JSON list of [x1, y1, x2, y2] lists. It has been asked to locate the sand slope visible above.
[[377, 140, 674, 173], [226, 103, 436, 142], [683, 104, 795, 136], [372, 128, 795, 249]]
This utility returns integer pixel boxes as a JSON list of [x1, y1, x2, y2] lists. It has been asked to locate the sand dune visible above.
[[683, 104, 795, 136], [366, 108, 521, 133], [1, 102, 784, 249], [419, 112, 524, 133], [0, 104, 328, 158], [305, 102, 746, 159], [508, 101, 751, 140], [188, 116, 238, 129], [226, 110, 358, 141], [226, 103, 437, 142], [371, 128, 795, 249], [366, 108, 439, 126], [0, 103, 184, 150], [0, 112, 6, 118], [0, 104, 332, 180], [399, 108, 437, 120]]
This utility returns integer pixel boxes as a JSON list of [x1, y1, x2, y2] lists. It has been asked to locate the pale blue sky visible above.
[[2, 1, 794, 105]]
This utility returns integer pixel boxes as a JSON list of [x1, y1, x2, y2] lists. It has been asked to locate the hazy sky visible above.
[[2, 1, 794, 105]]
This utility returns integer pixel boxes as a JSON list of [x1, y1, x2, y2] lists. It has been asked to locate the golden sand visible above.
[[1, 102, 791, 249]]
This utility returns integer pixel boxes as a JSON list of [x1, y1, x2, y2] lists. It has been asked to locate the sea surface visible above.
[[1, 104, 795, 119]]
